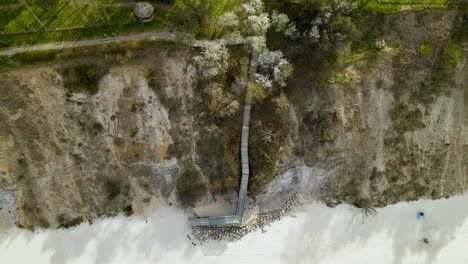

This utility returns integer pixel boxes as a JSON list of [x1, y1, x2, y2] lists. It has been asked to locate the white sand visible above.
[[1, 193, 468, 264]]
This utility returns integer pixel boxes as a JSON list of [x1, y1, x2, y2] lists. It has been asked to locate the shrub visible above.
[[218, 11, 239, 27], [176, 167, 206, 207], [193, 43, 230, 78], [443, 42, 462, 69], [271, 11, 290, 32], [248, 82, 268, 102], [17, 50, 59, 63], [272, 93, 289, 113], [419, 43, 433, 57], [74, 64, 100, 94], [91, 122, 104, 135], [374, 39, 386, 50], [256, 49, 293, 88], [146, 70, 161, 93], [106, 181, 121, 200], [173, 0, 238, 38]]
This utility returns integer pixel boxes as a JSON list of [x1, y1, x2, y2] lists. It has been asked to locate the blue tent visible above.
[[418, 211, 425, 219]]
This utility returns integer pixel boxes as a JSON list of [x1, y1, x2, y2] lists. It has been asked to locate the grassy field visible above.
[[0, 0, 136, 34], [0, 7, 171, 48], [0, 0, 19, 5], [356, 0, 465, 13]]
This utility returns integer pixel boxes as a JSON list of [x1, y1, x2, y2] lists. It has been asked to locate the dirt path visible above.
[[0, 1, 172, 10], [110, 2, 172, 10], [0, 31, 178, 56], [0, 32, 256, 57]]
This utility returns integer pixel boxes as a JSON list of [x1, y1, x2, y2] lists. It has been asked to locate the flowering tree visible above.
[[282, 0, 357, 46], [206, 82, 240, 117], [218, 11, 239, 27], [272, 94, 289, 113], [256, 49, 293, 89], [242, 13, 270, 36], [174, 0, 238, 38], [284, 23, 300, 40], [271, 11, 290, 32], [240, 0, 263, 16], [193, 43, 230, 78], [239, 0, 270, 36]]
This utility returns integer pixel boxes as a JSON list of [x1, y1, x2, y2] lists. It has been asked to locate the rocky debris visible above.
[[192, 194, 299, 242]]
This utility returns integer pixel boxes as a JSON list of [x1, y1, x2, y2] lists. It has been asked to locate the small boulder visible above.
[[134, 2, 154, 22]]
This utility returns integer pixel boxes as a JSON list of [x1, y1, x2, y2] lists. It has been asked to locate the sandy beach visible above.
[[1, 193, 467, 264]]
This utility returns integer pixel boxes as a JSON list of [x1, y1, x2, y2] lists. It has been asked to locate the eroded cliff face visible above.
[[0, 48, 197, 229], [259, 9, 466, 210], [0, 9, 466, 229]]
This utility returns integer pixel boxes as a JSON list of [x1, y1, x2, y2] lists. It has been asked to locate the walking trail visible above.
[[190, 50, 258, 227], [0, 31, 178, 56]]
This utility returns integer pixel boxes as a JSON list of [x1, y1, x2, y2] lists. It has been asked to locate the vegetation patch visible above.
[[419, 43, 433, 57], [329, 71, 356, 84], [176, 167, 206, 207], [249, 98, 291, 196], [57, 215, 83, 229], [145, 70, 161, 93], [63, 64, 105, 95], [355, 0, 453, 14], [389, 103, 425, 134], [442, 42, 462, 69], [172, 0, 241, 38], [105, 180, 121, 201], [91, 122, 104, 135], [0, 1, 135, 34], [0, 9, 172, 48]]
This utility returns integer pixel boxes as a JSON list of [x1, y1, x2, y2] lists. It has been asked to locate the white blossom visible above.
[[257, 49, 293, 88], [205, 123, 220, 135], [307, 25, 320, 42], [271, 11, 290, 32], [219, 11, 239, 27], [241, 0, 263, 16], [284, 23, 299, 40], [273, 59, 293, 87], [258, 50, 284, 69], [332, 0, 357, 15], [254, 73, 273, 89], [375, 39, 386, 49], [242, 13, 270, 36], [219, 99, 240, 117], [193, 43, 229, 78], [248, 36, 267, 52], [312, 17, 322, 26]]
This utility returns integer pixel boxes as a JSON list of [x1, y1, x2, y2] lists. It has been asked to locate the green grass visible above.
[[356, 0, 453, 13], [0, 1, 136, 34], [0, 8, 171, 48], [0, 0, 18, 5], [0, 0, 174, 49], [419, 43, 433, 57], [443, 42, 462, 69], [172, 0, 241, 38]]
